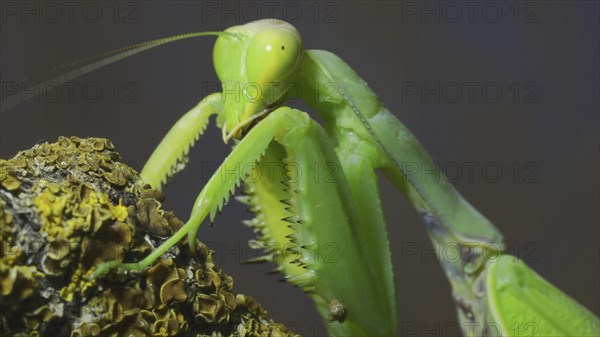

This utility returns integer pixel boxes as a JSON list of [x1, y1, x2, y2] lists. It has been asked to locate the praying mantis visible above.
[[2, 15, 599, 337]]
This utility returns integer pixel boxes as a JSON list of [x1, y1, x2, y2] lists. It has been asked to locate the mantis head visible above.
[[213, 19, 304, 142]]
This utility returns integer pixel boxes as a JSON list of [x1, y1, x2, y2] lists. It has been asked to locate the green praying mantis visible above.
[[5, 19, 600, 336]]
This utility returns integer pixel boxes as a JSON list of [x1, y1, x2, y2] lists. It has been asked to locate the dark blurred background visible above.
[[1, 1, 598, 336]]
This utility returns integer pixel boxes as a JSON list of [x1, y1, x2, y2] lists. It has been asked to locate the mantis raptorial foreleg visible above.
[[140, 93, 223, 190], [94, 105, 296, 277]]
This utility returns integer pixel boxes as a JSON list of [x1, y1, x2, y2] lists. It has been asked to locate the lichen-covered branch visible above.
[[0, 136, 297, 337]]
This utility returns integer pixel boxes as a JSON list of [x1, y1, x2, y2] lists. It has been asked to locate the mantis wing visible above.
[[486, 255, 600, 337]]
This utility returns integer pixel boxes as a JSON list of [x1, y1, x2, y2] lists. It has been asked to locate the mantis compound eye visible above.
[[245, 25, 303, 91]]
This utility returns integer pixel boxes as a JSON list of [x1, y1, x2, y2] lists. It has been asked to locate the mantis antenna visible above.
[[1, 30, 234, 113]]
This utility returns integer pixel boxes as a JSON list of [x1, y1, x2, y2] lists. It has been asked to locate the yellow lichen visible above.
[[1, 175, 21, 191], [0, 137, 298, 336]]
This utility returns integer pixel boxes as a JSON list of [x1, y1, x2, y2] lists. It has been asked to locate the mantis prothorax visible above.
[[15, 19, 599, 336]]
